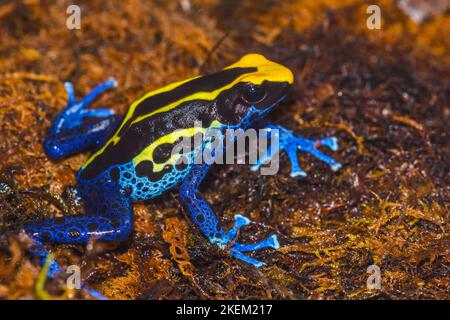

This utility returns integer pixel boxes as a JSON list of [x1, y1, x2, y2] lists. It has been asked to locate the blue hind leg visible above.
[[44, 78, 119, 159], [44, 115, 122, 159], [24, 180, 132, 281], [179, 164, 279, 268], [251, 124, 342, 177], [24, 180, 133, 244]]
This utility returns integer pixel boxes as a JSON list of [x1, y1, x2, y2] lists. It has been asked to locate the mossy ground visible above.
[[0, 0, 448, 299]]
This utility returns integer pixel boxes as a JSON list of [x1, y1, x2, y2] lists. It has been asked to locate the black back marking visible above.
[[135, 160, 173, 182], [80, 67, 259, 180], [122, 67, 257, 132]]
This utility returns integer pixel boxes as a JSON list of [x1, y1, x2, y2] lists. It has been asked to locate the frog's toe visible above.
[[79, 77, 118, 107], [226, 234, 280, 267], [290, 169, 307, 178], [229, 248, 266, 267], [250, 145, 276, 172], [268, 234, 280, 249], [104, 77, 118, 89], [252, 126, 342, 177], [217, 214, 249, 242], [54, 78, 118, 133], [64, 81, 76, 105], [79, 108, 115, 118], [317, 136, 339, 151], [283, 145, 307, 178], [217, 214, 279, 267], [276, 126, 342, 174], [231, 234, 280, 252], [302, 139, 342, 171], [234, 214, 251, 228], [62, 78, 117, 112]]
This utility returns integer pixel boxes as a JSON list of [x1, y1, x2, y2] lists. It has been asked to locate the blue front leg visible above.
[[179, 164, 279, 267], [44, 78, 120, 159], [251, 124, 342, 177], [50, 78, 117, 134]]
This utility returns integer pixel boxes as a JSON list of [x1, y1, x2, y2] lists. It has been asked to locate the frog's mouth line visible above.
[[256, 93, 288, 117]]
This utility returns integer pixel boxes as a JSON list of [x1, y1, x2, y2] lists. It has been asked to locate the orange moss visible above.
[[0, 0, 448, 300]]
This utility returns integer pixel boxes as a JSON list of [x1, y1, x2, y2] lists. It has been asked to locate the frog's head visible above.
[[215, 53, 294, 127]]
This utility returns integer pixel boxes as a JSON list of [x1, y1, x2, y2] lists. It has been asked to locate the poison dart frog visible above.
[[24, 54, 341, 268]]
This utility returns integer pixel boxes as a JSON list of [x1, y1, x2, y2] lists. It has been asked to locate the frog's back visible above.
[[77, 54, 292, 200]]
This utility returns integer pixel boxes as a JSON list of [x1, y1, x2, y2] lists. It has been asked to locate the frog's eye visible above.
[[243, 85, 266, 105]]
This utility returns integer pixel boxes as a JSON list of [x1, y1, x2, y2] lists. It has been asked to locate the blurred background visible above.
[[0, 0, 448, 300]]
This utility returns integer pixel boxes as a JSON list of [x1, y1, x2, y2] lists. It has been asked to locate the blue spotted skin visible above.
[[179, 164, 280, 267], [24, 55, 342, 270]]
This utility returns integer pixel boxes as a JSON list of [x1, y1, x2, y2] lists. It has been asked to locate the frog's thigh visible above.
[[24, 181, 133, 244]]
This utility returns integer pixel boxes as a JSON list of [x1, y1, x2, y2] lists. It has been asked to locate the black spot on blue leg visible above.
[[179, 164, 279, 267], [196, 214, 205, 223]]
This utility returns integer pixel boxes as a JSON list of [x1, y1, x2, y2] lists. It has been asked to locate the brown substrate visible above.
[[0, 0, 448, 299]]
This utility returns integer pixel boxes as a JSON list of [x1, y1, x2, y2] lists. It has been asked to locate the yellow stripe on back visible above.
[[129, 54, 293, 125], [81, 75, 201, 169], [82, 54, 292, 170], [132, 120, 222, 170]]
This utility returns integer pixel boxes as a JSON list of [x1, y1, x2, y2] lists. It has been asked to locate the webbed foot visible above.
[[216, 215, 280, 268], [51, 78, 117, 134], [251, 125, 341, 177]]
